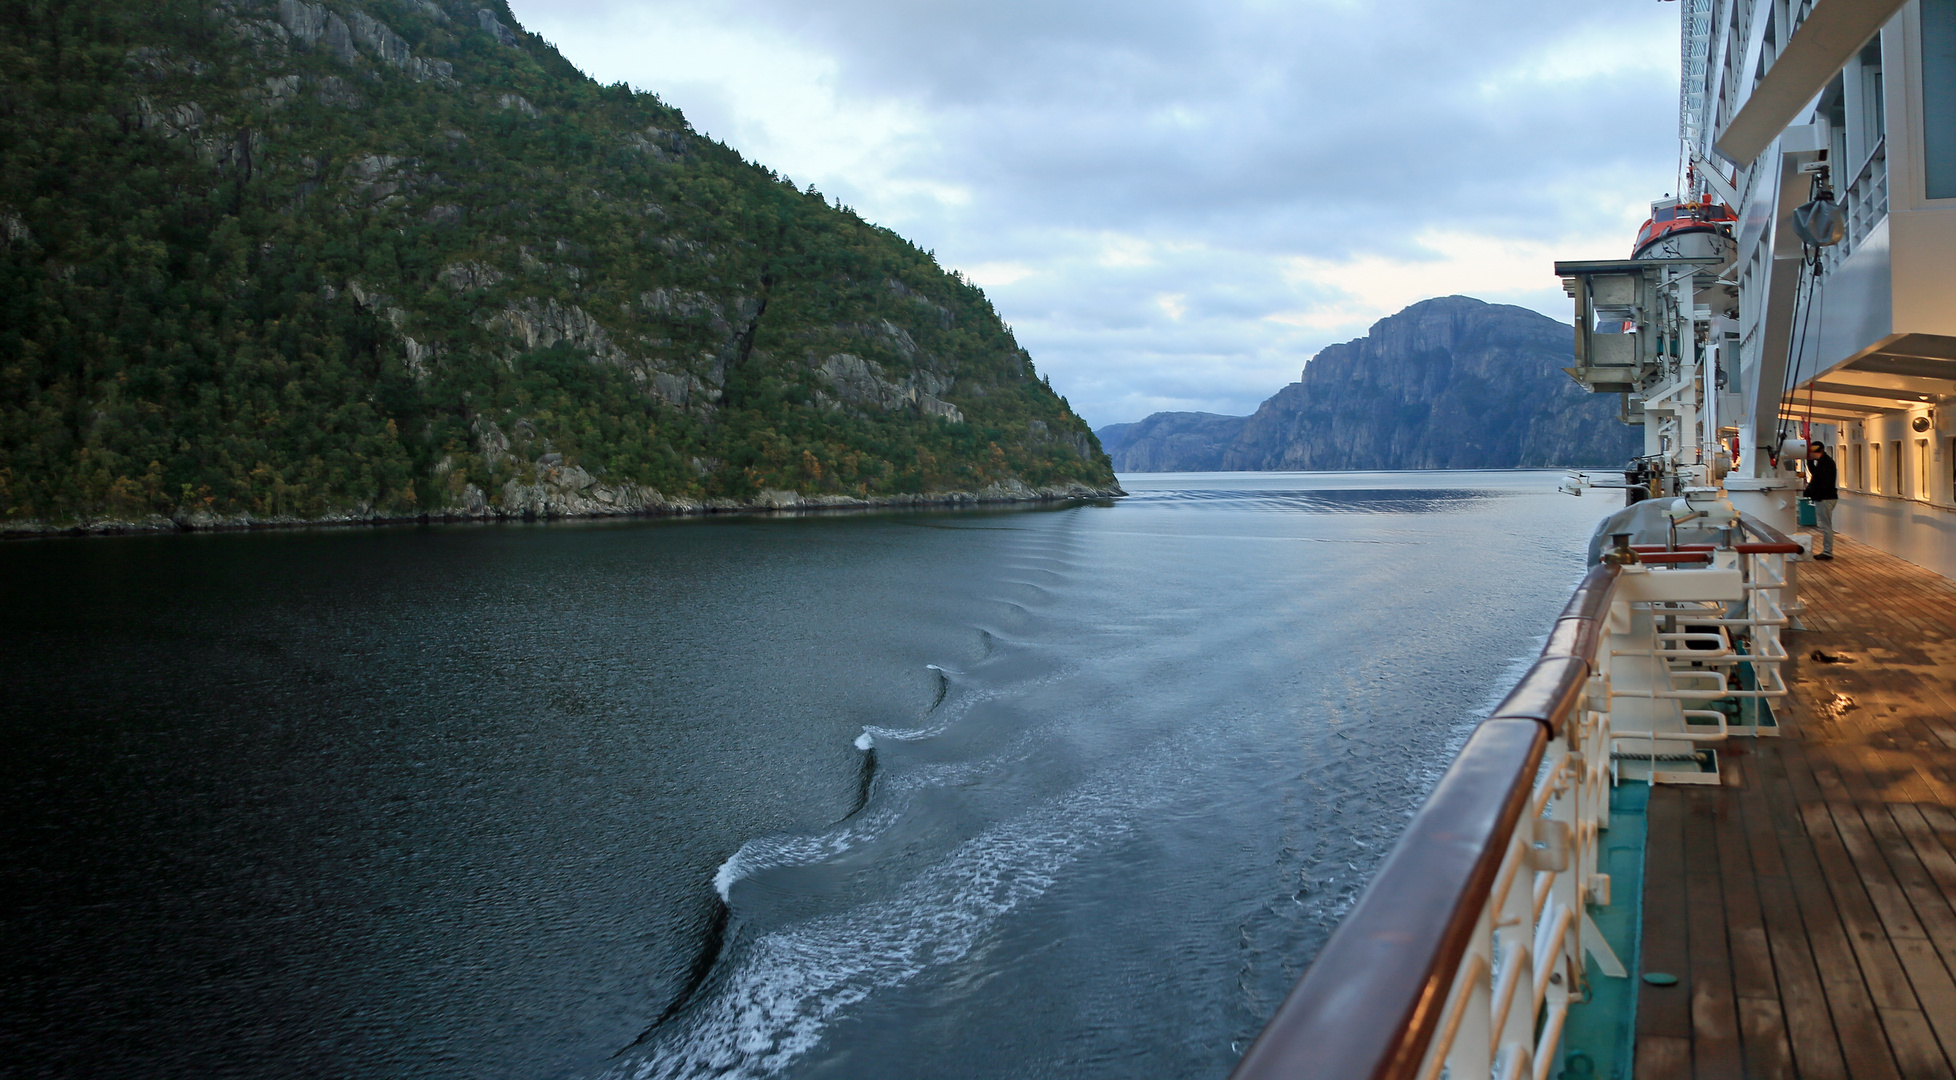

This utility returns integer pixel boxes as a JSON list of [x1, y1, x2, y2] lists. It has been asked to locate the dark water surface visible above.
[[1, 472, 1601, 1079]]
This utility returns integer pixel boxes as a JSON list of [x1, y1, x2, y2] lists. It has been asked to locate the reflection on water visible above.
[[1133, 486, 1497, 513], [1, 471, 1604, 1080]]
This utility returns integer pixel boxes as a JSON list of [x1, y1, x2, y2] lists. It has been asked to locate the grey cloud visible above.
[[513, 0, 1677, 423], [536, 0, 1673, 229]]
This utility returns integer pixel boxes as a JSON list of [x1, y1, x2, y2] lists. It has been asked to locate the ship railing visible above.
[[1227, 563, 1620, 1080], [1229, 527, 1805, 1080], [1734, 512, 1802, 704]]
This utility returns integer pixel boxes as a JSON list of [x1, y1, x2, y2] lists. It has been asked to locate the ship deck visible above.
[[1636, 535, 1956, 1079]]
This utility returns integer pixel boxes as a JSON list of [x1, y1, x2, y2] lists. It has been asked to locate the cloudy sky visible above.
[[507, 0, 1683, 429]]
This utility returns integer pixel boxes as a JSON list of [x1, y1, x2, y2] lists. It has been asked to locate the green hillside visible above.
[[0, 0, 1116, 528]]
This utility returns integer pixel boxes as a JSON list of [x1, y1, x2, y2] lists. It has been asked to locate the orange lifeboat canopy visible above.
[[1633, 198, 1738, 260]]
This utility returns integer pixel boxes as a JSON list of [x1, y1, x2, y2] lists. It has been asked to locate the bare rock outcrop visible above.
[[348, 9, 456, 85], [439, 261, 505, 291], [498, 93, 541, 118], [1096, 413, 1247, 472], [499, 464, 680, 517], [475, 9, 520, 47], [1104, 297, 1639, 472], [815, 353, 963, 422], [276, 0, 356, 64], [489, 298, 626, 364]]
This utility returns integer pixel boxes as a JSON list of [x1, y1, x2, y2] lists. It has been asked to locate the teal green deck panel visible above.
[[1736, 661, 1780, 734], [1558, 782, 1649, 1080]]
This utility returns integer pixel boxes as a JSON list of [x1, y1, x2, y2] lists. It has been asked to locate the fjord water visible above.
[[1, 472, 1602, 1080]]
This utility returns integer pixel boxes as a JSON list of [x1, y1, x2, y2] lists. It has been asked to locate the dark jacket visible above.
[[1804, 452, 1839, 501]]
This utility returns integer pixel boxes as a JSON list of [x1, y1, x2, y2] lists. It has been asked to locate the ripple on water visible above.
[[1, 472, 1604, 1080]]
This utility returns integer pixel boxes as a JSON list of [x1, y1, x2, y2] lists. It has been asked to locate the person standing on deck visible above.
[[1805, 440, 1839, 560]]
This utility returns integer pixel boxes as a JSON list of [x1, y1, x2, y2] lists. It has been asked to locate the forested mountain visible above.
[[0, 0, 1116, 530], [1098, 297, 1639, 472]]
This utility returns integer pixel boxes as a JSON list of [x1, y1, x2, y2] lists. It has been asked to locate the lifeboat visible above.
[[1632, 197, 1737, 262]]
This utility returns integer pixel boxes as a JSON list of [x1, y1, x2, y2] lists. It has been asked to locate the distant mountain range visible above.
[[1097, 296, 1640, 472]]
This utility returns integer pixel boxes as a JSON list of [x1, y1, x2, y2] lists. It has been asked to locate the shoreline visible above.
[[0, 482, 1128, 541]]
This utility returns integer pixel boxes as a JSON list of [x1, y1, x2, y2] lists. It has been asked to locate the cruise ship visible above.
[[1227, 1, 1956, 1076]]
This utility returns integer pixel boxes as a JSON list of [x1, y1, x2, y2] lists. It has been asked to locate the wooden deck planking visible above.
[[1634, 537, 1956, 1079], [1643, 791, 1695, 1043], [1894, 804, 1956, 910], [1714, 794, 1777, 1001], [1685, 791, 1744, 1078], [1738, 997, 1799, 1080]]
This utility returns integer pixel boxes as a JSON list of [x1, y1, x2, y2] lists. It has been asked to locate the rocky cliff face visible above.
[[1106, 297, 1638, 472], [0, 0, 1115, 530], [1095, 412, 1247, 472]]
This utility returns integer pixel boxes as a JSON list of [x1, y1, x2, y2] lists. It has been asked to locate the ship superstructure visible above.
[[1563, 0, 1956, 576], [1226, 3, 1956, 1078]]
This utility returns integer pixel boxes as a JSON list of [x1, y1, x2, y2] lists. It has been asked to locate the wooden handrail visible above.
[[1228, 564, 1620, 1080], [1639, 551, 1714, 565]]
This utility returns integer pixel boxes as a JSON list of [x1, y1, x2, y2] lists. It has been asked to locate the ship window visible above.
[[1855, 442, 1867, 489], [1923, 0, 1956, 198], [1893, 440, 1905, 493], [1919, 439, 1932, 499], [1871, 441, 1882, 492]]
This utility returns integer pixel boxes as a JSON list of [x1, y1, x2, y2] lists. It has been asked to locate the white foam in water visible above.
[[709, 739, 1053, 905], [859, 665, 960, 744], [720, 665, 1091, 916], [618, 732, 1207, 1080], [862, 661, 1073, 745], [706, 723, 1059, 904], [857, 724, 938, 743], [858, 724, 936, 743], [711, 809, 901, 902], [634, 582, 1158, 1076]]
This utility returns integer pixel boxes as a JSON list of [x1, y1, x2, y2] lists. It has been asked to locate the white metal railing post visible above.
[[1415, 640, 1622, 1080], [1535, 741, 1579, 1080], [1415, 738, 1606, 1080], [1438, 900, 1496, 1080], [1491, 822, 1537, 1077]]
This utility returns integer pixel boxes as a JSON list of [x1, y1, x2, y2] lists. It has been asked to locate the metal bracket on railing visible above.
[[1529, 820, 1572, 872]]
